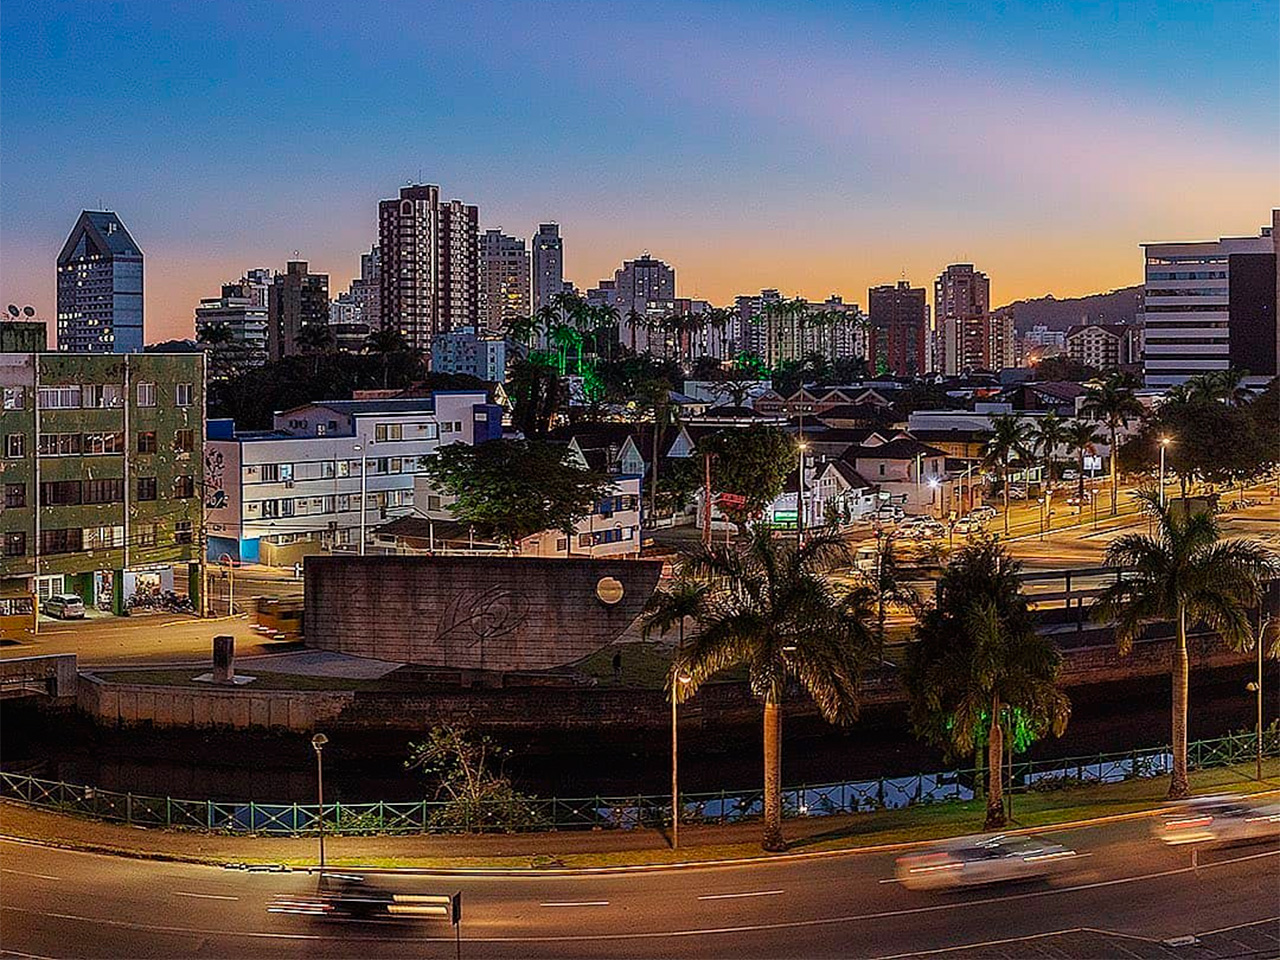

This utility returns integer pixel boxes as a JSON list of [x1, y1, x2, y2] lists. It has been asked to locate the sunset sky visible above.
[[2, 0, 1276, 344]]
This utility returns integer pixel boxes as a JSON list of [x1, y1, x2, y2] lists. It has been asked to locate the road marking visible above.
[[173, 891, 239, 901], [0, 868, 59, 881], [697, 890, 784, 901], [539, 900, 610, 907]]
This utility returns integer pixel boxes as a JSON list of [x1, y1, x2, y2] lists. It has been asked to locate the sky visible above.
[[1, 0, 1277, 344]]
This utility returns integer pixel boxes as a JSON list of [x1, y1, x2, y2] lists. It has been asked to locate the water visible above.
[[1, 665, 1266, 805]]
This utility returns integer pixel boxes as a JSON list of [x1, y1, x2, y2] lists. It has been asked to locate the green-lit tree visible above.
[[672, 528, 876, 850], [1092, 491, 1273, 797], [904, 539, 1070, 828]]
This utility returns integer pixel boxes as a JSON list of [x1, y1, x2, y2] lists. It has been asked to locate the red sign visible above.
[[717, 493, 747, 508]]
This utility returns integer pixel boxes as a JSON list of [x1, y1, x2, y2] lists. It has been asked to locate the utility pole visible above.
[[702, 452, 712, 546]]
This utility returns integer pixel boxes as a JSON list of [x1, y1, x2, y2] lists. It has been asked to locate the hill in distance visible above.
[[993, 284, 1142, 334]]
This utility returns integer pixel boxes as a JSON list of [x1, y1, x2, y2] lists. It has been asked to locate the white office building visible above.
[[204, 392, 500, 566]]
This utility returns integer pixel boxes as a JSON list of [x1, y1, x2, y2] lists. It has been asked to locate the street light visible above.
[[311, 733, 328, 869], [796, 441, 809, 543], [1246, 616, 1274, 782], [671, 670, 692, 849], [1158, 436, 1172, 508], [927, 477, 940, 520]]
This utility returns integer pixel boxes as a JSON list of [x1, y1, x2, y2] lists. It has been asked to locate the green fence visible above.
[[2, 730, 1275, 836]]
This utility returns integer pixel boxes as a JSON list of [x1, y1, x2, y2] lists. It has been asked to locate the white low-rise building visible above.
[[204, 391, 500, 566]]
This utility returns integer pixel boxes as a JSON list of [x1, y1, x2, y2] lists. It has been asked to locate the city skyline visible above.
[[2, 0, 1277, 343]]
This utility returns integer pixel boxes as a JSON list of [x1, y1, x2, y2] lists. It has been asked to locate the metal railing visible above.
[[2, 731, 1275, 836]]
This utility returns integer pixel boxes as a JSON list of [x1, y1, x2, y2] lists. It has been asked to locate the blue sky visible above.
[[2, 0, 1276, 340]]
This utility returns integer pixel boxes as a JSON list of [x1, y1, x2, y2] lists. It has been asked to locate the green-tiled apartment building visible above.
[[0, 352, 205, 613]]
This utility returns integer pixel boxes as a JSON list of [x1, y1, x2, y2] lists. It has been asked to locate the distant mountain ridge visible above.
[[993, 285, 1142, 334]]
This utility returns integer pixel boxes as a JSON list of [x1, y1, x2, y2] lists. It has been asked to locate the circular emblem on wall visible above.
[[595, 576, 625, 605]]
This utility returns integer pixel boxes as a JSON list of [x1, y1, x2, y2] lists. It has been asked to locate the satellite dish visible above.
[[6, 305, 18, 318], [22, 306, 35, 317]]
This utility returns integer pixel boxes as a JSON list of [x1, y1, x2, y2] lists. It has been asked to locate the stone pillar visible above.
[[212, 634, 235, 683]]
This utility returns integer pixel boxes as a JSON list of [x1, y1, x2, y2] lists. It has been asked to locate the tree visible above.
[[672, 528, 875, 849], [1064, 419, 1105, 505], [698, 426, 798, 532], [422, 439, 608, 551], [1081, 374, 1143, 516], [637, 378, 679, 520], [1028, 411, 1065, 493], [641, 577, 709, 653], [904, 539, 1070, 828], [1092, 491, 1273, 798], [859, 533, 917, 659], [983, 414, 1034, 536], [295, 323, 336, 376], [197, 322, 234, 346], [508, 357, 561, 438], [364, 327, 411, 388], [1032, 355, 1100, 383], [406, 725, 543, 831]]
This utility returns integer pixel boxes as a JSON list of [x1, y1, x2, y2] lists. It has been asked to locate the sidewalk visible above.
[[4, 761, 1275, 872]]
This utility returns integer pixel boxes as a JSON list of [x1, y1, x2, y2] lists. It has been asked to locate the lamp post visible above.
[[311, 733, 328, 869], [1246, 615, 1274, 782], [1158, 436, 1172, 508], [927, 477, 940, 520], [797, 440, 809, 542], [671, 671, 691, 849]]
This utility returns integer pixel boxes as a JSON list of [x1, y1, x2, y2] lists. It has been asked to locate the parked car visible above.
[[1006, 483, 1028, 500], [42, 594, 85, 619], [1156, 796, 1280, 846], [874, 504, 905, 523], [896, 835, 1079, 891], [968, 505, 997, 522], [952, 516, 985, 538], [1061, 468, 1080, 482]]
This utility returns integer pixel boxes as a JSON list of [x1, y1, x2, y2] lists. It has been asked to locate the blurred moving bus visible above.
[[253, 596, 303, 641], [0, 594, 37, 641]]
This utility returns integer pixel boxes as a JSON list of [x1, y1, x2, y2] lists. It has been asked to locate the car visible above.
[[968, 505, 997, 522], [1006, 483, 1028, 500], [894, 517, 942, 540], [42, 593, 85, 619], [952, 516, 985, 537], [873, 505, 905, 523], [895, 835, 1078, 891], [1061, 468, 1080, 482], [1155, 795, 1280, 846]]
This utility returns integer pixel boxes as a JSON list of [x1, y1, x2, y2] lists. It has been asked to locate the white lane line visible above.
[[173, 891, 239, 901], [697, 890, 784, 901], [0, 868, 60, 881], [539, 900, 610, 907]]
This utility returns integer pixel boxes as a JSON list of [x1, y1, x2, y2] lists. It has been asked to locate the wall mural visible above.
[[435, 587, 529, 646]]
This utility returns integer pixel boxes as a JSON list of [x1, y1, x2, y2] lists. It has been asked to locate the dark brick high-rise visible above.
[[868, 280, 927, 376]]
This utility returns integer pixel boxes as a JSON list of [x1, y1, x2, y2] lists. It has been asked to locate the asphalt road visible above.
[[2, 818, 1276, 958]]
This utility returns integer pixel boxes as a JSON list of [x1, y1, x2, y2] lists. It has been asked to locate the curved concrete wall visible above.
[[303, 555, 664, 671]]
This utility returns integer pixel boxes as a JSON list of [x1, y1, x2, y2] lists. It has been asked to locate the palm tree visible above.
[[673, 528, 876, 850], [197, 322, 237, 378], [295, 323, 335, 376], [641, 577, 709, 653], [364, 327, 410, 388], [1064, 420, 1104, 507], [905, 539, 1070, 828], [625, 308, 644, 354], [860, 533, 917, 660], [197, 322, 234, 347], [983, 414, 1034, 536], [1081, 374, 1143, 516], [638, 378, 678, 521], [533, 304, 560, 347], [1092, 491, 1273, 798]]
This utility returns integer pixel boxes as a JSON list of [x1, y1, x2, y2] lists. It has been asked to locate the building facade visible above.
[[195, 273, 270, 375], [1141, 211, 1279, 388], [0, 320, 48, 353], [55, 211, 144, 354], [934, 263, 1010, 374], [0, 352, 205, 611], [204, 392, 501, 566], [479, 230, 531, 334], [267, 261, 329, 362], [1065, 323, 1136, 370], [431, 327, 508, 382], [348, 245, 381, 330], [531, 223, 566, 312], [868, 281, 928, 377]]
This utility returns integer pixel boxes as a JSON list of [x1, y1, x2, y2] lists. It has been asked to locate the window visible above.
[[3, 387, 24, 410], [136, 523, 157, 547], [136, 477, 157, 501], [82, 384, 123, 408], [83, 478, 124, 504], [41, 480, 82, 506], [173, 476, 195, 499], [417, 422, 439, 439], [175, 383, 194, 406], [4, 435, 23, 458], [83, 525, 124, 550], [260, 463, 279, 482], [4, 483, 25, 508], [136, 431, 157, 454], [4, 532, 26, 557], [375, 423, 403, 442], [173, 429, 194, 453], [136, 382, 156, 407], [39, 528, 82, 555], [37, 385, 81, 409], [175, 520, 193, 545], [84, 432, 124, 455]]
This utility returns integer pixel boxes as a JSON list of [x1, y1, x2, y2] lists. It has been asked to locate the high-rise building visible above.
[[532, 223, 565, 311], [55, 211, 144, 353], [1141, 211, 1279, 388], [195, 272, 271, 375], [934, 264, 1011, 374], [267, 261, 330, 362], [734, 291, 866, 368], [348, 245, 380, 329], [611, 255, 676, 351], [431, 326, 509, 382], [868, 281, 928, 377], [377, 186, 479, 350], [479, 230, 531, 334]]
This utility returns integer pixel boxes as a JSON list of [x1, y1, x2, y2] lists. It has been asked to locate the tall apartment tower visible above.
[[868, 281, 928, 377], [55, 211, 144, 353], [531, 223, 565, 311], [1142, 210, 1279, 388], [349, 245, 381, 329], [479, 230, 531, 334], [267, 260, 329, 361], [378, 185, 478, 349], [934, 263, 1000, 374]]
